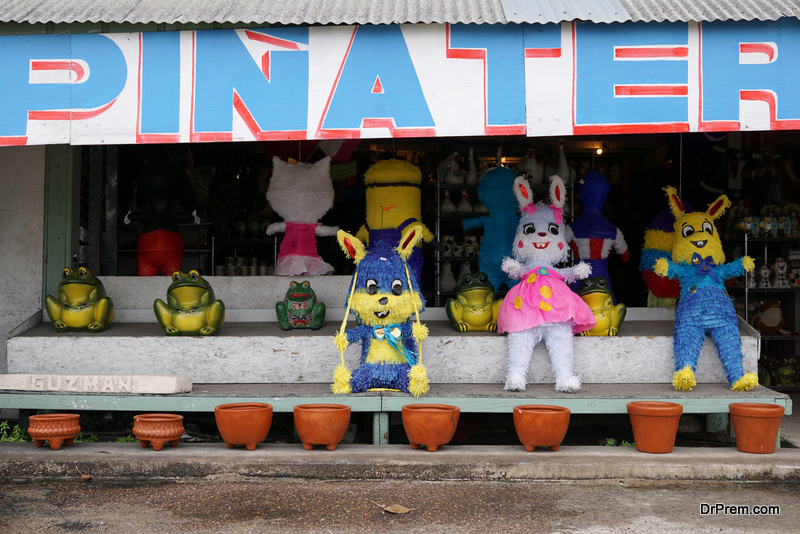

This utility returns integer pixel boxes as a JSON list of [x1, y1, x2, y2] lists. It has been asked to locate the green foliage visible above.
[[603, 437, 635, 447], [115, 434, 138, 443], [0, 420, 29, 442], [74, 432, 98, 443]]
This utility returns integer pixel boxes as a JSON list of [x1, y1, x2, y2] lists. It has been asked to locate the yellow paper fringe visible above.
[[643, 230, 675, 252], [333, 332, 349, 353], [653, 257, 669, 277], [408, 363, 430, 398], [412, 322, 429, 343], [331, 364, 352, 394], [731, 372, 758, 392], [672, 366, 697, 391]]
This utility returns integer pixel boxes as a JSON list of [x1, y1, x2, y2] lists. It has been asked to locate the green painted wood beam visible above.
[[385, 396, 792, 414], [0, 393, 381, 413]]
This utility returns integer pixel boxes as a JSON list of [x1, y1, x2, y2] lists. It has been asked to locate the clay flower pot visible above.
[[215, 402, 273, 450], [402, 404, 460, 452], [513, 405, 571, 452], [28, 414, 81, 451], [729, 403, 785, 454], [293, 404, 351, 451], [133, 413, 184, 451], [627, 401, 683, 453]]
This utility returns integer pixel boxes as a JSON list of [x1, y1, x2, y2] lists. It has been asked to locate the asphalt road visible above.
[[1, 477, 797, 533]]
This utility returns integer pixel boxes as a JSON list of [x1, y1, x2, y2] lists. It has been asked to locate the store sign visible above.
[[1, 19, 799, 146]]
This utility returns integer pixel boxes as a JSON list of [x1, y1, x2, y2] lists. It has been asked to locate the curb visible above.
[[2, 443, 800, 483]]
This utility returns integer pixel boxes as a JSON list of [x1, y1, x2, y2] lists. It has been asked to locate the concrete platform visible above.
[[7, 314, 758, 385], [1, 442, 798, 483]]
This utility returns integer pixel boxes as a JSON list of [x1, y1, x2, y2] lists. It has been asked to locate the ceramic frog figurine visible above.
[[574, 276, 626, 336], [445, 272, 503, 332], [45, 267, 114, 332], [154, 270, 225, 336], [275, 280, 326, 330]]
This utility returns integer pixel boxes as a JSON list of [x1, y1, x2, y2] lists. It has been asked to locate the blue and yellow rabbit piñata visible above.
[[332, 224, 429, 397], [654, 187, 758, 392]]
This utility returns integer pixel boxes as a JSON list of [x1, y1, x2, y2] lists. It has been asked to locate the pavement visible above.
[[1, 392, 798, 485]]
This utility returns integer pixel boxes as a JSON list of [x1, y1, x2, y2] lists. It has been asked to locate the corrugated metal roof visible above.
[[502, 0, 630, 24], [617, 0, 800, 23], [0, 0, 798, 26], [0, 0, 509, 25]]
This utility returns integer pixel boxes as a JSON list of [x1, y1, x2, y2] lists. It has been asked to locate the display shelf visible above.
[[744, 235, 798, 242], [760, 334, 800, 341], [729, 286, 800, 293]]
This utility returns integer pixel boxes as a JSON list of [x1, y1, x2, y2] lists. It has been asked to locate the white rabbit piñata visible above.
[[497, 175, 596, 392]]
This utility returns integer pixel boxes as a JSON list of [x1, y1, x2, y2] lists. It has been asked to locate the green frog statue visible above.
[[574, 276, 626, 336], [45, 267, 114, 332], [154, 270, 225, 336], [275, 280, 326, 330], [445, 272, 503, 332]]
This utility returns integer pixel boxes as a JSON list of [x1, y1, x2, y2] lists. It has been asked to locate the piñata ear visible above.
[[549, 175, 566, 209], [663, 186, 686, 220], [337, 230, 366, 265], [705, 194, 731, 222], [397, 223, 424, 260], [513, 176, 533, 210]]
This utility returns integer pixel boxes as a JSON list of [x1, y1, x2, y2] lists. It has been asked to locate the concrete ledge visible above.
[[1, 443, 799, 483], [0, 374, 192, 394], [7, 314, 758, 384]]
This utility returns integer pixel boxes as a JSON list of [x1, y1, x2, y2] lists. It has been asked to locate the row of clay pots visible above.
[[627, 401, 785, 454], [22, 401, 785, 454]]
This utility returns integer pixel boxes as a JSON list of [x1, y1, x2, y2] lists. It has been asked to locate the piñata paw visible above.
[[331, 364, 352, 394], [741, 256, 755, 272], [555, 376, 581, 393], [408, 364, 430, 398], [504, 373, 527, 391], [672, 366, 696, 391], [333, 332, 349, 353], [412, 322, 429, 342], [654, 258, 669, 277], [731, 372, 758, 392]]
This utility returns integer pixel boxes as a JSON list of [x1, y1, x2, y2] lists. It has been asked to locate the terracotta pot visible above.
[[729, 403, 785, 454], [28, 414, 81, 451], [133, 413, 184, 451], [401, 404, 460, 452], [293, 404, 351, 451], [214, 402, 273, 450], [627, 401, 683, 454], [513, 405, 571, 452]]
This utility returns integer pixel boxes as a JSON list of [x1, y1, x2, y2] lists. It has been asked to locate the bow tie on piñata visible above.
[[692, 252, 720, 282], [372, 324, 418, 365]]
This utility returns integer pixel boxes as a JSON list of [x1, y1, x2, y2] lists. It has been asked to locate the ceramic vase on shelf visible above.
[[457, 261, 472, 282], [466, 147, 478, 185], [456, 189, 473, 214], [402, 404, 460, 452], [729, 403, 785, 454], [133, 413, 184, 451], [512, 405, 571, 452], [440, 262, 457, 292], [27, 414, 81, 451], [441, 190, 456, 213], [214, 402, 273, 451], [626, 401, 683, 454], [293, 404, 351, 451]]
